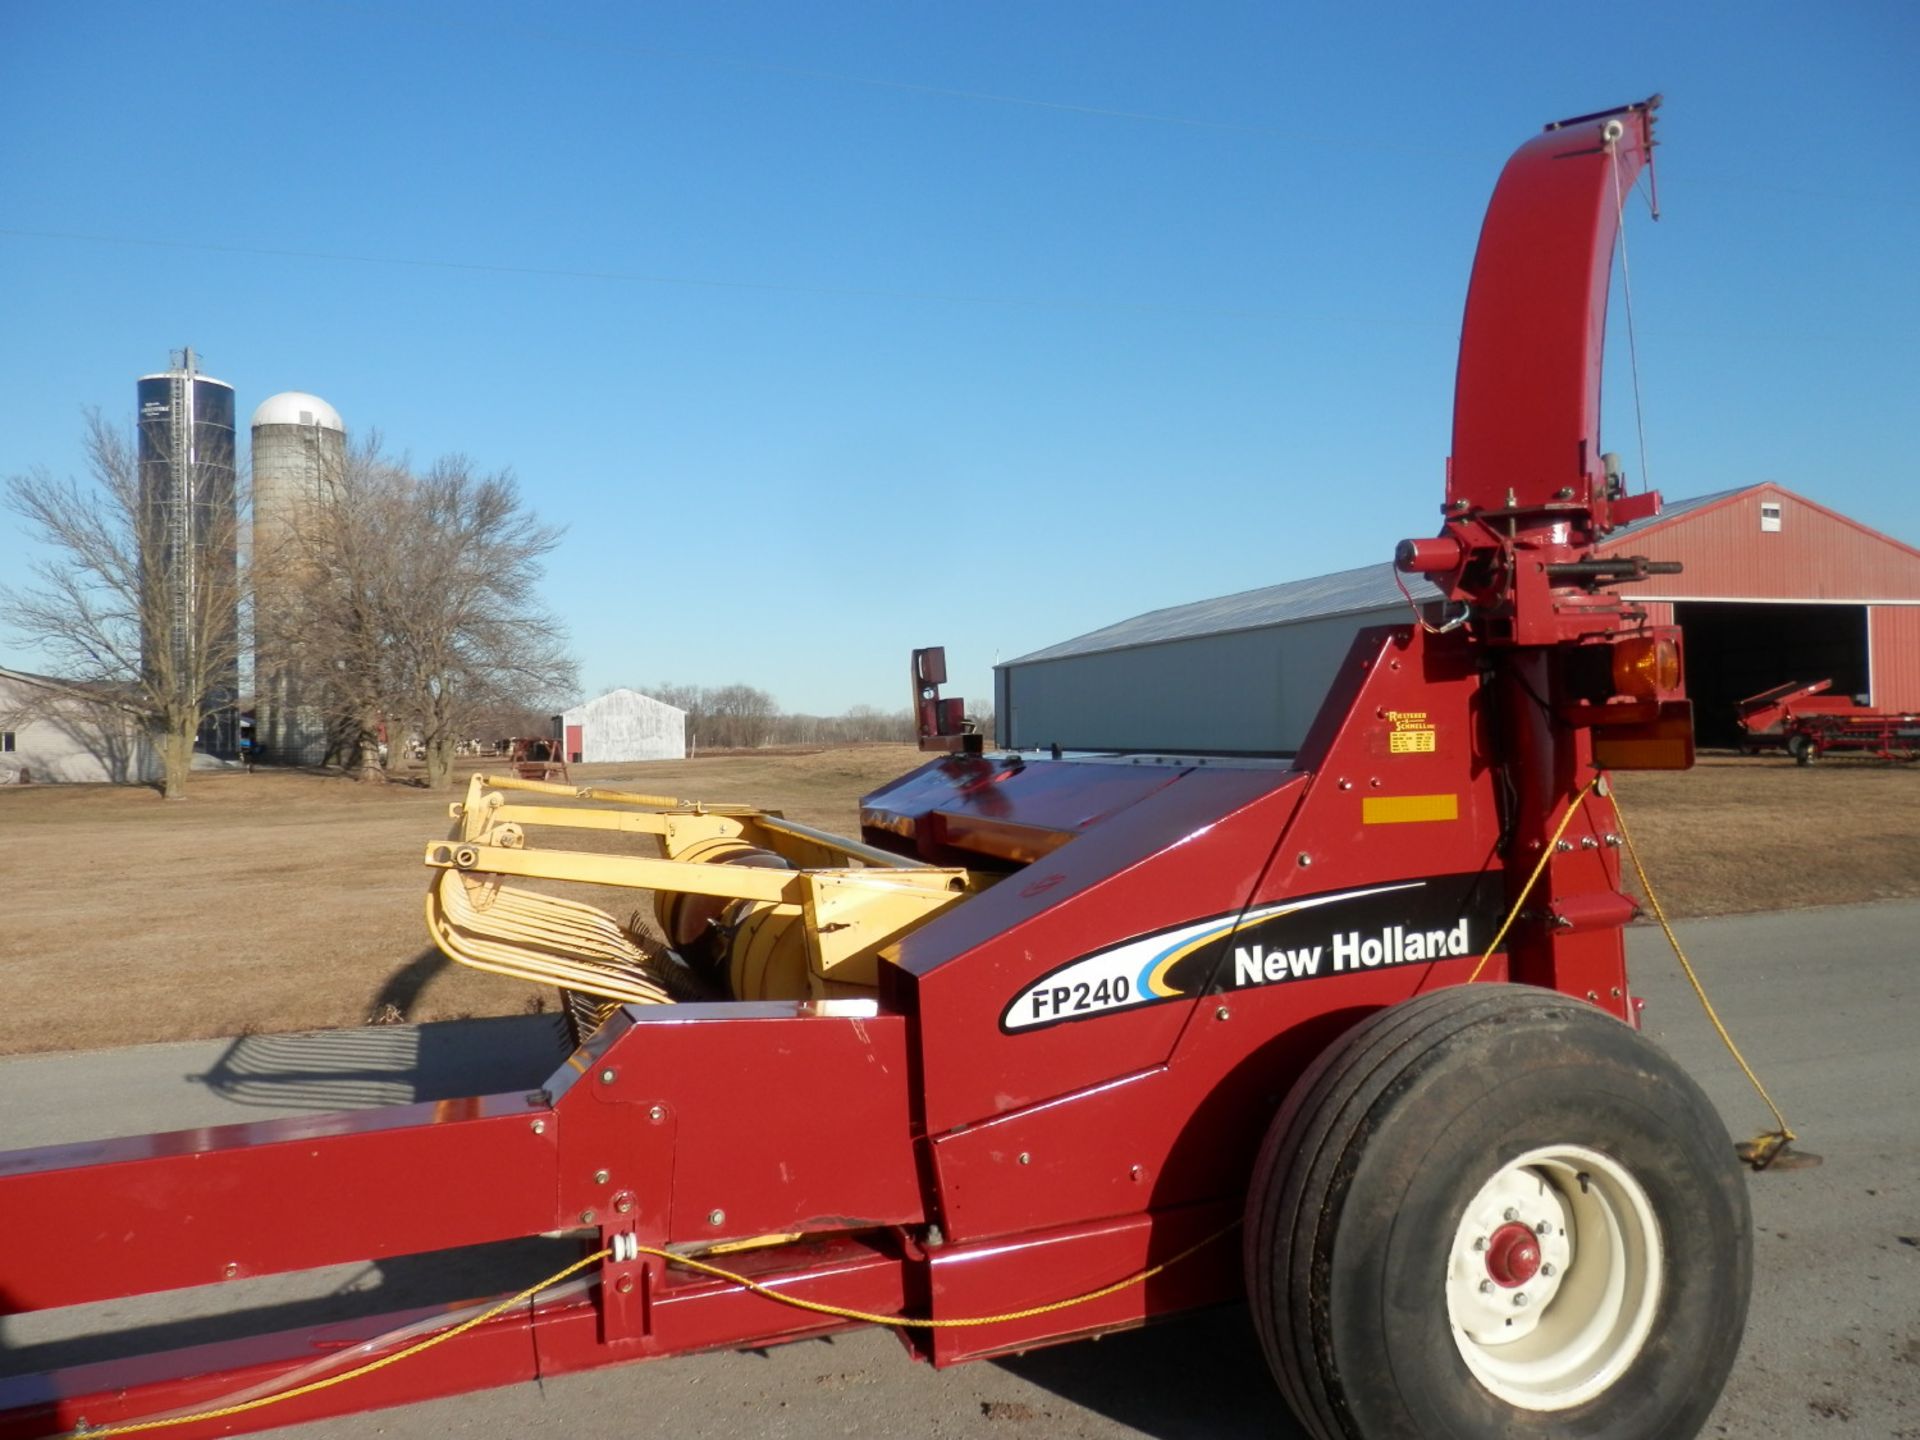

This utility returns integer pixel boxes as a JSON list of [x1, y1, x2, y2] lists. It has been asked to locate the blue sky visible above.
[[3, 2, 1915, 714]]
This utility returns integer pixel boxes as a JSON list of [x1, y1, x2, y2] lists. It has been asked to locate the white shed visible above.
[[0, 668, 161, 784], [557, 689, 687, 764]]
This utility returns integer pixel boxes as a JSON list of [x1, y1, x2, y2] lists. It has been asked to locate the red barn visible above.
[[1595, 482, 1920, 741]]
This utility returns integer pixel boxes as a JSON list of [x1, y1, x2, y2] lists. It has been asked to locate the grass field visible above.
[[1, 746, 1914, 1057]]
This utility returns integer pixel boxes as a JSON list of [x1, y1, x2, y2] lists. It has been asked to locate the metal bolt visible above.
[[599, 1068, 617, 1085], [708, 1208, 726, 1227], [1215, 1005, 1231, 1022], [1503, 1208, 1519, 1222], [1478, 1279, 1495, 1294], [647, 1104, 667, 1123], [615, 1195, 634, 1214], [1603, 832, 1622, 847], [1513, 1292, 1530, 1308], [529, 1119, 546, 1135], [1129, 1165, 1143, 1182], [615, 1275, 635, 1295], [223, 1262, 238, 1279], [1540, 1263, 1557, 1278], [1337, 778, 1353, 790], [1535, 1220, 1552, 1236], [1297, 853, 1312, 867], [1556, 486, 1575, 500], [1555, 839, 1573, 852], [580, 1209, 596, 1225], [1472, 1235, 1489, 1252], [594, 1169, 610, 1185], [1017, 1152, 1031, 1165], [1581, 835, 1599, 849]]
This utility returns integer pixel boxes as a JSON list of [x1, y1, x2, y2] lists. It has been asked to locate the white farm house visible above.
[[557, 689, 687, 764]]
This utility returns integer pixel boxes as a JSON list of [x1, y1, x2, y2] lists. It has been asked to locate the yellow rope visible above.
[[1464, 775, 1603, 984], [625, 1223, 1238, 1330], [74, 1248, 614, 1437], [75, 1224, 1239, 1436], [1606, 784, 1800, 1165]]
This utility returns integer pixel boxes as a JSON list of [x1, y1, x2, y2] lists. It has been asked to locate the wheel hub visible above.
[[1444, 1145, 1664, 1412], [1485, 1222, 1542, 1287]]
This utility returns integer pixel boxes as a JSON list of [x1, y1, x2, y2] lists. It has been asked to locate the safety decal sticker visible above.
[[999, 874, 1502, 1033], [1386, 709, 1438, 753]]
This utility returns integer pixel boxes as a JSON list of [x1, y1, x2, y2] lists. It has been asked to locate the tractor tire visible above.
[[1788, 733, 1816, 766], [1245, 984, 1750, 1440]]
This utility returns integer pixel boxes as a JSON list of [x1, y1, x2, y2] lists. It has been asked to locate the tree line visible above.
[[642, 683, 966, 751]]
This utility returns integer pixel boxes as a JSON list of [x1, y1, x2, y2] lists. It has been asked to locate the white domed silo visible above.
[[251, 392, 347, 764]]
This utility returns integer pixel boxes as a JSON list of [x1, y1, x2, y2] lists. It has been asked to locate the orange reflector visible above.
[[1612, 634, 1682, 698], [1591, 701, 1696, 771], [1362, 794, 1459, 825]]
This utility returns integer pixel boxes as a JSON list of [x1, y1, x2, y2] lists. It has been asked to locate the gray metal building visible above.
[[995, 563, 1439, 755], [251, 391, 348, 764]]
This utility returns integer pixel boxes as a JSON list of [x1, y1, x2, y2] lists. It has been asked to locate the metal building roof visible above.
[[1004, 485, 1767, 669], [1598, 484, 1753, 546], [1006, 561, 1442, 666]]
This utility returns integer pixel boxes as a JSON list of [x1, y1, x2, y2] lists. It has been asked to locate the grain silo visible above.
[[136, 347, 240, 757], [251, 391, 347, 764]]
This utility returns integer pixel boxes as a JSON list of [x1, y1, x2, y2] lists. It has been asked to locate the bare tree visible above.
[[3, 412, 248, 798], [291, 449, 576, 789]]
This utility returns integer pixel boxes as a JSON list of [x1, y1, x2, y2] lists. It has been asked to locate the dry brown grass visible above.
[[0, 747, 1913, 1057]]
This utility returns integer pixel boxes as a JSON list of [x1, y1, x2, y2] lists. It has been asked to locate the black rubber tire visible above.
[[1245, 984, 1751, 1440], [1788, 733, 1815, 766]]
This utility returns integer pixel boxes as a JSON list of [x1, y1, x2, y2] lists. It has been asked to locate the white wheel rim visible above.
[[1444, 1144, 1663, 1411]]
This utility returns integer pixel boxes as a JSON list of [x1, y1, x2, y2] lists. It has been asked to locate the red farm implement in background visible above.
[[0, 98, 1766, 1440], [1735, 678, 1920, 764]]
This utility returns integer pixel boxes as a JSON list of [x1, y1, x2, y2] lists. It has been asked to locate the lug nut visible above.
[[1541, 1262, 1557, 1277], [1478, 1279, 1495, 1294], [1472, 1236, 1489, 1252], [1535, 1220, 1552, 1235], [1503, 1208, 1519, 1222], [1513, 1293, 1530, 1308]]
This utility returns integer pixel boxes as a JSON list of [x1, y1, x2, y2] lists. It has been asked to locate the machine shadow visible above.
[[993, 1305, 1303, 1439], [190, 1009, 572, 1112]]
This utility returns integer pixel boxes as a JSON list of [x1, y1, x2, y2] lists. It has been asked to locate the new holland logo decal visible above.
[[999, 874, 1501, 1033]]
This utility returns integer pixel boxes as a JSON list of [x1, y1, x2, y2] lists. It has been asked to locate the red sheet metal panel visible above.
[[1870, 605, 1920, 709], [1599, 485, 1920, 601], [0, 1098, 558, 1312]]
